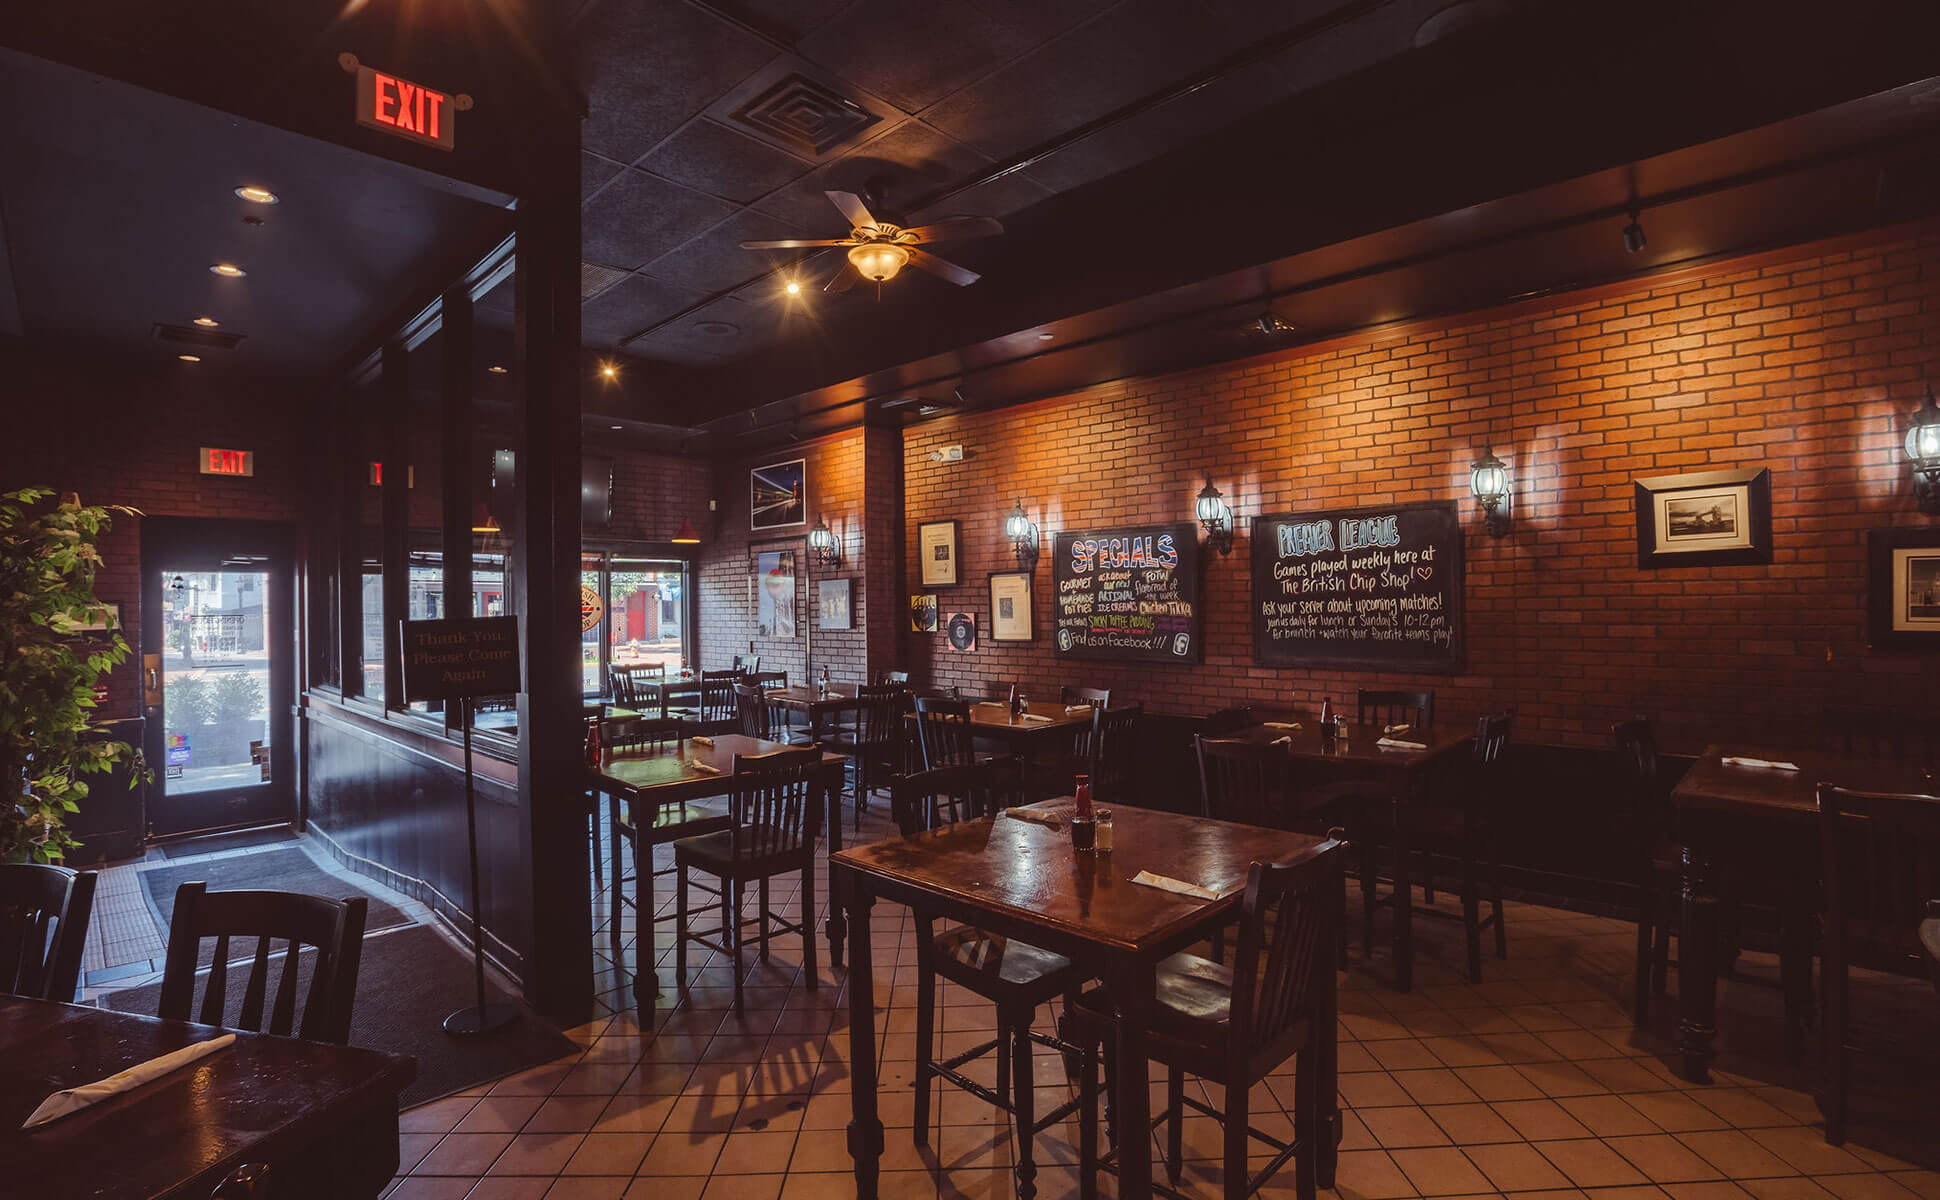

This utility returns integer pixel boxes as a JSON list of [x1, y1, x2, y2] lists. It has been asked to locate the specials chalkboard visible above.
[[1052, 523, 1202, 664], [1251, 501, 1463, 672]]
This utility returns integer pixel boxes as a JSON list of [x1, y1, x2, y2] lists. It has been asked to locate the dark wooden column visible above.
[[336, 388, 364, 700], [441, 287, 474, 682], [380, 341, 408, 713]]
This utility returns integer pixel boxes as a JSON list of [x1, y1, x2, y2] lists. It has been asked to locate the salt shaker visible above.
[[1094, 808, 1114, 853]]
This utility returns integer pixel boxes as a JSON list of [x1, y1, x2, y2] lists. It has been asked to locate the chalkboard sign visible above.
[[1251, 502, 1463, 672], [400, 616, 523, 702], [1052, 523, 1202, 664]]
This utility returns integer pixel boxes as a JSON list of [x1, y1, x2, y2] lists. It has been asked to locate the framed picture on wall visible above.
[[987, 571, 1033, 642], [918, 520, 960, 587], [749, 458, 806, 530], [753, 549, 797, 638], [1867, 528, 1940, 648], [909, 594, 938, 633], [1633, 467, 1772, 568], [818, 578, 853, 630]]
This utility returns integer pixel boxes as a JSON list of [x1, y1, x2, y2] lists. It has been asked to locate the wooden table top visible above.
[[833, 801, 1329, 954], [964, 698, 1096, 733], [1, 997, 414, 1200], [1673, 744, 1939, 820], [595, 733, 847, 796], [1226, 721, 1472, 767], [765, 684, 862, 709]]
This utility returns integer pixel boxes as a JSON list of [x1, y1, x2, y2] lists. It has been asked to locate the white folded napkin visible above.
[[1064, 704, 1093, 715], [1383, 723, 1412, 735], [1018, 713, 1053, 724], [23, 1034, 235, 1129], [1001, 807, 1063, 830], [690, 735, 714, 746], [1271, 735, 1293, 746], [1130, 870, 1225, 901], [689, 761, 722, 775], [1376, 737, 1427, 751], [1721, 756, 1800, 771], [1263, 721, 1302, 730]]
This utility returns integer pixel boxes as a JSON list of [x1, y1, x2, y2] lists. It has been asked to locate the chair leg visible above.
[[801, 855, 818, 990], [1360, 841, 1377, 955], [674, 860, 689, 989], [1293, 1044, 1319, 1200], [1224, 1067, 1251, 1200], [1012, 1009, 1039, 1200], [994, 1021, 1011, 1122], [1652, 909, 1671, 997], [607, 810, 624, 969], [589, 803, 603, 890], [1462, 844, 1483, 984], [1166, 1065, 1184, 1185], [1079, 1039, 1100, 1200], [913, 959, 936, 1145], [727, 876, 744, 1017], [1101, 1025, 1118, 1151], [1634, 884, 1655, 1030], [757, 876, 772, 963], [1490, 855, 1508, 959], [1824, 964, 1847, 1146]]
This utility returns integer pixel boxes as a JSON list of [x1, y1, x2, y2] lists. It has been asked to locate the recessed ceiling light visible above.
[[209, 263, 246, 277], [610, 424, 623, 431], [784, 280, 801, 295], [487, 365, 508, 374], [234, 185, 279, 205], [192, 316, 219, 327], [1037, 332, 1054, 340], [177, 354, 202, 363], [600, 362, 618, 379]]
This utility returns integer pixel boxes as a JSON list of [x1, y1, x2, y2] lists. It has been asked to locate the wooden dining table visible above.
[[1670, 744, 1937, 1082], [591, 734, 853, 999], [1227, 720, 1472, 992], [1, 996, 414, 1199], [764, 682, 863, 741], [831, 800, 1339, 1200]]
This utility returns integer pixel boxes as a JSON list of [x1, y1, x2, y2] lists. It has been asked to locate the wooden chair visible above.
[[1072, 838, 1346, 1200], [1196, 736, 1301, 830], [1357, 688, 1435, 731], [1203, 705, 1258, 737], [1816, 782, 1940, 1145], [671, 669, 738, 733], [0, 863, 97, 1002], [875, 669, 911, 686], [1613, 718, 1679, 1029], [731, 653, 760, 675], [674, 747, 825, 1015], [735, 681, 776, 739], [1061, 686, 1112, 707], [893, 761, 1082, 1200], [913, 695, 977, 770], [158, 883, 367, 1044], [611, 662, 665, 712], [1034, 703, 1143, 802], [831, 683, 911, 812]]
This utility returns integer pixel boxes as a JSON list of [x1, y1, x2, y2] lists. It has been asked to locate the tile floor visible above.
[[379, 803, 1940, 1200]]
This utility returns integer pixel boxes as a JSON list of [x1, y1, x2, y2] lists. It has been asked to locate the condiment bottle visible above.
[[1319, 696, 1336, 746], [1074, 773, 1094, 819], [1094, 808, 1114, 853], [820, 665, 831, 696], [1009, 682, 1022, 718], [585, 720, 602, 766]]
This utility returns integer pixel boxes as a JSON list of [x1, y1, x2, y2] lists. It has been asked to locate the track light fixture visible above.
[[1622, 208, 1647, 255]]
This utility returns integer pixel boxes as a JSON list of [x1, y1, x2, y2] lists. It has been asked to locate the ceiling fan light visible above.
[[847, 241, 910, 283]]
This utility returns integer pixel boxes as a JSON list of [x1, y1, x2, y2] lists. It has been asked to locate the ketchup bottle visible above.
[[1074, 773, 1094, 819], [585, 720, 602, 766]]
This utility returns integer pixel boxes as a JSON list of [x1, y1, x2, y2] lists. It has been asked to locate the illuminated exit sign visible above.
[[200, 447, 254, 477], [355, 65, 456, 150]]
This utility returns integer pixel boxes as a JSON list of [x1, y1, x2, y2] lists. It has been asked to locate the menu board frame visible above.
[[1051, 522, 1203, 665], [1250, 500, 1465, 674]]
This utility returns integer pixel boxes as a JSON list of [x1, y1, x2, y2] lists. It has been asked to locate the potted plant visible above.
[[1, 488, 144, 863]]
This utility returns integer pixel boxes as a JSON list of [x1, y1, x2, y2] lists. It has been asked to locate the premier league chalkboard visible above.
[[1052, 523, 1202, 664], [1251, 502, 1463, 672]]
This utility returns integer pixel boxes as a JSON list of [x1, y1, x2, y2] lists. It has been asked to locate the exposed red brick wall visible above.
[[0, 349, 306, 723], [901, 222, 1940, 750]]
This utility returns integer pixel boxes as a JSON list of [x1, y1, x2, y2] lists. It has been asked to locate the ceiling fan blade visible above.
[[825, 190, 879, 230], [899, 216, 1004, 243], [824, 264, 861, 294], [740, 238, 855, 249], [905, 247, 981, 286]]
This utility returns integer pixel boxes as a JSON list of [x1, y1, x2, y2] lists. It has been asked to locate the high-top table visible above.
[[1669, 744, 1937, 1082], [831, 801, 1339, 1200], [1226, 720, 1472, 992], [592, 734, 853, 1007], [1, 996, 414, 1199]]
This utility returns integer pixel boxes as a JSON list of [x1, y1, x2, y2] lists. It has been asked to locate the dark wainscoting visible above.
[[302, 695, 533, 986]]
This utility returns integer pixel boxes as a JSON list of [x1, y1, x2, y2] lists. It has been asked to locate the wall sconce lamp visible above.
[[1908, 386, 1940, 514], [1004, 499, 1039, 571], [1470, 447, 1512, 537], [807, 515, 841, 567], [1195, 478, 1234, 555]]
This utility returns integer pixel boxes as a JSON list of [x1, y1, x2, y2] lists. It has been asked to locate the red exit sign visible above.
[[355, 65, 456, 150], [200, 447, 254, 477]]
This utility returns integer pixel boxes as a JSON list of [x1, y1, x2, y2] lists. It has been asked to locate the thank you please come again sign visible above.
[[401, 617, 522, 703], [1251, 502, 1463, 672], [1052, 523, 1202, 664]]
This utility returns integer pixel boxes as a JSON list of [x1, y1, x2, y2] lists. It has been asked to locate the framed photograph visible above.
[[909, 593, 938, 633], [1633, 468, 1772, 568], [818, 578, 853, 630], [945, 611, 977, 652], [753, 549, 797, 638], [987, 571, 1033, 642], [918, 519, 960, 587], [749, 458, 806, 530], [1867, 528, 1940, 648]]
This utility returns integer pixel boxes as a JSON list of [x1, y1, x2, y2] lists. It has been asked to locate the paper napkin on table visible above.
[[1383, 723, 1412, 736], [1721, 756, 1800, 771], [1019, 713, 1053, 724], [1263, 721, 1302, 730], [1376, 736, 1427, 751], [1271, 736, 1293, 746], [1064, 704, 1093, 715], [689, 735, 714, 746], [22, 1034, 235, 1129], [1130, 871, 1225, 901], [689, 761, 721, 775], [1001, 807, 1063, 830]]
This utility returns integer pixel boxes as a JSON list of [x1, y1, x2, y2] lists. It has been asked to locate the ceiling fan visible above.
[[740, 190, 1003, 292]]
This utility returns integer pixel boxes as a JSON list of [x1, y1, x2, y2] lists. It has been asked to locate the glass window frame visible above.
[[579, 545, 694, 699]]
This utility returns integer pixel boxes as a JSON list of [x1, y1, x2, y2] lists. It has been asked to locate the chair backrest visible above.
[[1611, 717, 1668, 841], [890, 760, 1020, 835], [1822, 709, 1940, 761], [729, 747, 825, 861], [735, 682, 773, 739], [606, 713, 682, 751], [913, 684, 962, 702], [610, 663, 663, 706], [1228, 838, 1346, 1064], [876, 669, 911, 686], [0, 863, 97, 1001], [1358, 688, 1435, 730], [158, 883, 368, 1044], [857, 683, 911, 746], [748, 669, 788, 691], [913, 695, 976, 769], [1088, 703, 1143, 801], [1196, 736, 1297, 829], [1061, 685, 1112, 707], [1472, 709, 1512, 765], [1818, 783, 1940, 979], [699, 670, 739, 722], [731, 654, 760, 675]]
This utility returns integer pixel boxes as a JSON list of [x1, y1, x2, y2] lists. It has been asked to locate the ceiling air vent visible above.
[[729, 73, 881, 158], [581, 262, 629, 299], [152, 323, 245, 350]]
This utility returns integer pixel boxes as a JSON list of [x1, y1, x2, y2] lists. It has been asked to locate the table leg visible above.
[[843, 874, 884, 1200], [1392, 787, 1415, 993], [1319, 882, 1341, 1190], [1108, 956, 1158, 1200], [1677, 833, 1719, 1083], [825, 768, 847, 968]]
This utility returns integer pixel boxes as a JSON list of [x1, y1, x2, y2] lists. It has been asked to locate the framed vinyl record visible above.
[[945, 611, 977, 652]]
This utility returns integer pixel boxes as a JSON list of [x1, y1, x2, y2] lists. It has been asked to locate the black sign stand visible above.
[[442, 696, 520, 1036]]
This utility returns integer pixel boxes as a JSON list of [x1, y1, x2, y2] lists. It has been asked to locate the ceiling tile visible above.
[[581, 273, 716, 347], [642, 208, 809, 295], [581, 151, 624, 200], [576, 1, 778, 162], [579, 169, 740, 271], [639, 118, 813, 204], [963, 0, 1121, 42], [707, 0, 856, 45], [753, 120, 991, 228], [626, 296, 783, 366], [797, 1, 1037, 112]]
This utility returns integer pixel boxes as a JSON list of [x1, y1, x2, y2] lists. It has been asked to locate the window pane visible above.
[[581, 553, 603, 696], [610, 558, 686, 676], [406, 335, 445, 713], [355, 380, 385, 700], [161, 570, 272, 794]]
